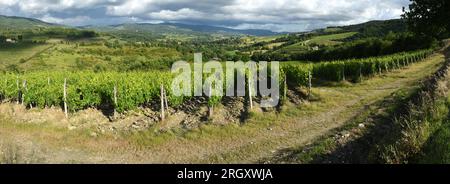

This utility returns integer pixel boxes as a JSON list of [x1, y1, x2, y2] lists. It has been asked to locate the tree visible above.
[[402, 0, 450, 38], [0, 35, 6, 43]]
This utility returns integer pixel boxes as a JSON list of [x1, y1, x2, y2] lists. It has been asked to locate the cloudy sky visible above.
[[0, 0, 411, 32]]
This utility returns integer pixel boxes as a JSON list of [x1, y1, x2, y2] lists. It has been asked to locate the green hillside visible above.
[[0, 15, 55, 31]]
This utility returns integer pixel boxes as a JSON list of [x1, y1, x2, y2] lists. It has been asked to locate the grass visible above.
[[414, 95, 450, 164], [267, 42, 285, 49], [308, 32, 358, 46], [280, 43, 309, 53], [277, 32, 358, 54], [6, 41, 182, 72], [250, 35, 284, 43], [0, 43, 53, 69], [0, 36, 184, 73], [323, 28, 343, 33], [418, 122, 450, 163]]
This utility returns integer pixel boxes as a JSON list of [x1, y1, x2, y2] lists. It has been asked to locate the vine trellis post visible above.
[[63, 78, 68, 119], [283, 74, 287, 100], [16, 76, 19, 104], [160, 84, 165, 121], [113, 83, 117, 117], [342, 67, 346, 81], [359, 65, 362, 81], [21, 80, 27, 106], [308, 71, 312, 99], [208, 84, 214, 117], [248, 73, 253, 110], [163, 85, 169, 116]]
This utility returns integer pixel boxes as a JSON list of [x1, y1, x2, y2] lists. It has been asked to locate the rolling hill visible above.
[[0, 15, 56, 32], [161, 23, 280, 36], [328, 19, 408, 39], [84, 22, 281, 41]]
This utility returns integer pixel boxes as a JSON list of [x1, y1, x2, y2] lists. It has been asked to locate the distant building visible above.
[[6, 38, 16, 43], [312, 46, 319, 51]]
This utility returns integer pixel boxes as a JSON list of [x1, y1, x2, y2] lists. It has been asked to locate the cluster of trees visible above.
[[290, 32, 436, 61], [102, 36, 244, 61], [22, 28, 97, 41], [240, 34, 312, 52], [172, 37, 244, 61], [403, 0, 450, 39], [0, 34, 23, 44], [0, 34, 6, 43], [251, 32, 436, 61], [116, 56, 181, 72], [66, 30, 96, 39], [40, 28, 97, 39], [1, 28, 97, 46], [338, 19, 408, 41]]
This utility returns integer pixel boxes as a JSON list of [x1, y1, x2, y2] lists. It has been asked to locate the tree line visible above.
[[251, 32, 436, 62]]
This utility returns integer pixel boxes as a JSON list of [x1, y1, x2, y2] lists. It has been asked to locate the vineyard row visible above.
[[0, 49, 433, 115]]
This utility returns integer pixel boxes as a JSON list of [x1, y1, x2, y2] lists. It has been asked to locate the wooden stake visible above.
[[16, 77, 19, 104], [160, 84, 165, 121], [248, 74, 253, 110], [342, 67, 346, 81], [163, 86, 169, 114], [21, 80, 26, 106], [283, 74, 287, 99], [64, 78, 68, 119], [378, 64, 382, 75], [359, 65, 362, 81], [308, 71, 312, 98], [113, 84, 117, 106], [208, 84, 213, 117], [113, 84, 117, 116], [2, 78, 6, 101]]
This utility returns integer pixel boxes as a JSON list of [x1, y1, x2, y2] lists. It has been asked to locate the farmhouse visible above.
[[6, 38, 16, 43]]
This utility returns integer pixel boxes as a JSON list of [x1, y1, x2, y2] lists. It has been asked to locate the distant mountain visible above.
[[0, 14, 405, 41], [160, 23, 280, 36], [85, 22, 280, 38], [86, 23, 199, 36], [0, 15, 57, 31]]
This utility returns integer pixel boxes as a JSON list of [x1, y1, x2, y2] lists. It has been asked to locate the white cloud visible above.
[[106, 0, 155, 16], [41, 14, 92, 26], [148, 8, 202, 20], [0, 0, 410, 32]]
